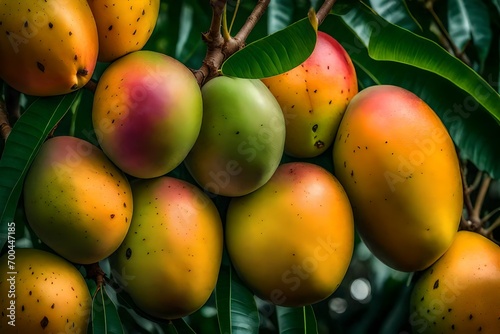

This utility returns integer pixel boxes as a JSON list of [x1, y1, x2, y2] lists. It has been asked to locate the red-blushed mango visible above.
[[88, 0, 160, 62], [0, 0, 98, 96], [184, 77, 286, 197], [110, 176, 223, 320], [23, 136, 133, 264], [92, 50, 202, 179], [333, 85, 463, 272], [409, 231, 500, 333], [226, 162, 354, 307], [0, 248, 91, 333], [261, 31, 357, 158]]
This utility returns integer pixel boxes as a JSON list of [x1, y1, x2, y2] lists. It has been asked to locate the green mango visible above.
[[184, 77, 286, 197]]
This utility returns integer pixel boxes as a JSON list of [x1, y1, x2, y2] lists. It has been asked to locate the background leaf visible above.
[[276, 305, 318, 334], [368, 0, 421, 32], [0, 92, 80, 249], [447, 0, 492, 70], [267, 0, 295, 34], [91, 286, 124, 334], [216, 264, 260, 334], [221, 17, 317, 79]]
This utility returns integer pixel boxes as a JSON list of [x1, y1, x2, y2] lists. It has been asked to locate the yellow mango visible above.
[[23, 136, 133, 264], [0, 0, 98, 96], [110, 176, 223, 319], [0, 248, 91, 333], [262, 31, 358, 158], [333, 85, 463, 272], [226, 162, 354, 307], [409, 231, 500, 333], [88, 0, 160, 62]]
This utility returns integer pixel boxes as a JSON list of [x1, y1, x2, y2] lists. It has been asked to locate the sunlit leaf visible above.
[[221, 16, 317, 79], [216, 265, 260, 334], [447, 0, 492, 69], [91, 286, 124, 334], [276, 305, 318, 334], [0, 92, 80, 249]]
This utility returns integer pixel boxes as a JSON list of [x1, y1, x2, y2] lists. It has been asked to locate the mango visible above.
[[92, 50, 202, 179], [262, 31, 357, 158], [0, 248, 92, 333], [184, 77, 286, 197], [0, 0, 98, 96], [333, 85, 463, 272], [226, 162, 354, 307], [409, 231, 500, 333], [23, 136, 133, 264], [109, 176, 223, 320], [88, 0, 160, 62]]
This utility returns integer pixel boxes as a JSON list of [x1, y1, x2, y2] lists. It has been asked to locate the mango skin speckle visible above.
[[92, 50, 203, 179], [110, 176, 223, 320], [262, 31, 358, 158], [0, 248, 92, 334], [333, 85, 463, 272], [23, 136, 133, 264], [88, 0, 160, 62], [409, 231, 500, 334], [0, 0, 98, 96]]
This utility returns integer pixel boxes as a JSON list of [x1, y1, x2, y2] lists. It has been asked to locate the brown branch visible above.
[[0, 100, 12, 141], [471, 174, 491, 226], [84, 79, 98, 94], [424, 1, 471, 66], [461, 166, 475, 229], [85, 262, 106, 294], [317, 0, 336, 26], [234, 0, 270, 42]]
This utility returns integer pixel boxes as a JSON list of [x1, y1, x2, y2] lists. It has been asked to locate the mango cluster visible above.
[[1, 2, 497, 332]]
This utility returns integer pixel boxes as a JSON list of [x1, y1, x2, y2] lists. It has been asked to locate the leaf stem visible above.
[[222, 5, 231, 41], [228, 0, 241, 35]]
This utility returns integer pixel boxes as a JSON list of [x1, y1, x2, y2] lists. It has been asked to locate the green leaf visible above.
[[0, 92, 80, 249], [91, 286, 124, 334], [368, 0, 421, 32], [367, 19, 500, 122], [221, 17, 317, 79], [448, 0, 492, 68], [447, 0, 492, 69], [171, 318, 197, 334], [216, 265, 260, 334], [276, 305, 318, 334], [267, 0, 295, 34]]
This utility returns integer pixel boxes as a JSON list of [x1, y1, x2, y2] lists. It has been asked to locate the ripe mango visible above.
[[23, 136, 133, 264], [409, 231, 500, 333], [92, 50, 202, 179], [184, 76, 286, 197], [0, 0, 98, 96], [0, 248, 92, 333], [88, 0, 160, 62], [226, 162, 354, 307], [110, 176, 223, 320], [262, 31, 358, 158], [333, 85, 463, 272]]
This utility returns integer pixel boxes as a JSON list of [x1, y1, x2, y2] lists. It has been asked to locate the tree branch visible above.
[[234, 0, 270, 42], [317, 0, 336, 26], [0, 100, 12, 142], [472, 174, 492, 225]]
